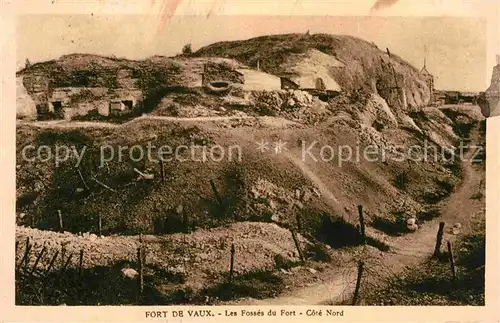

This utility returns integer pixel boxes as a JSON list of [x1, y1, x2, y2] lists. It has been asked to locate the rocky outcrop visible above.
[[484, 58, 500, 117]]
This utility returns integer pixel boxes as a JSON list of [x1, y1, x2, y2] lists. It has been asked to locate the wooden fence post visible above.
[[45, 250, 59, 276], [137, 247, 144, 300], [77, 167, 90, 190], [358, 205, 366, 245], [352, 261, 364, 305], [447, 241, 456, 281], [57, 253, 73, 282], [159, 159, 165, 184], [433, 222, 446, 257], [31, 246, 47, 276], [58, 210, 63, 232], [296, 214, 302, 232], [61, 244, 66, 268], [78, 249, 84, 277], [183, 212, 189, 233], [290, 230, 304, 262], [229, 244, 235, 284], [209, 179, 224, 209], [98, 215, 102, 237], [19, 237, 31, 270]]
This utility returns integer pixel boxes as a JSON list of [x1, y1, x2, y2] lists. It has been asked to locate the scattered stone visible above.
[[406, 218, 416, 226], [280, 268, 289, 274], [453, 223, 462, 229], [88, 234, 98, 241], [295, 189, 302, 199], [176, 205, 184, 214], [294, 201, 304, 209], [121, 268, 138, 279], [407, 223, 418, 231], [452, 227, 460, 235], [76, 187, 85, 193], [307, 268, 317, 274], [19, 212, 26, 219], [302, 190, 312, 202]]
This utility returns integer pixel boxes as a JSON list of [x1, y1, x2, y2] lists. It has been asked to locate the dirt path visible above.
[[237, 124, 484, 305], [18, 115, 299, 129]]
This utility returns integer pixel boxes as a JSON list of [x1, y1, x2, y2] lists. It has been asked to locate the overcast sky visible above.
[[17, 15, 487, 92]]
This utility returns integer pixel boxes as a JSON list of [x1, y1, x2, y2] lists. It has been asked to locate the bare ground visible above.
[[232, 121, 484, 305]]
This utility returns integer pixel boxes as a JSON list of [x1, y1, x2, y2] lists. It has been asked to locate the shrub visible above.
[[274, 254, 302, 269], [201, 269, 284, 301], [182, 43, 192, 56], [304, 243, 331, 262], [370, 212, 407, 236], [470, 192, 483, 200], [394, 172, 408, 190]]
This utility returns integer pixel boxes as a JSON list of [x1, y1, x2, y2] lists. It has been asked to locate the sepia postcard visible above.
[[1, 0, 499, 322]]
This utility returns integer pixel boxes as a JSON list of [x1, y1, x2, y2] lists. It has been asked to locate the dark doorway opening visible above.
[[122, 100, 133, 110], [318, 93, 329, 102], [52, 101, 63, 119], [36, 103, 51, 120], [210, 81, 230, 88], [36, 103, 48, 115]]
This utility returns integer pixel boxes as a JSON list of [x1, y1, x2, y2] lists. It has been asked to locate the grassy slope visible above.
[[16, 106, 464, 241]]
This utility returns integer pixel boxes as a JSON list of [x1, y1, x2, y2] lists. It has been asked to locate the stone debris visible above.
[[452, 223, 462, 235], [121, 268, 138, 279], [407, 223, 418, 231], [406, 218, 417, 226]]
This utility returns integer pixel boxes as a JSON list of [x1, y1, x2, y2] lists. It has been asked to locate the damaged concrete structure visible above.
[[201, 61, 244, 94], [280, 75, 341, 101], [201, 61, 283, 93], [17, 68, 143, 120]]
